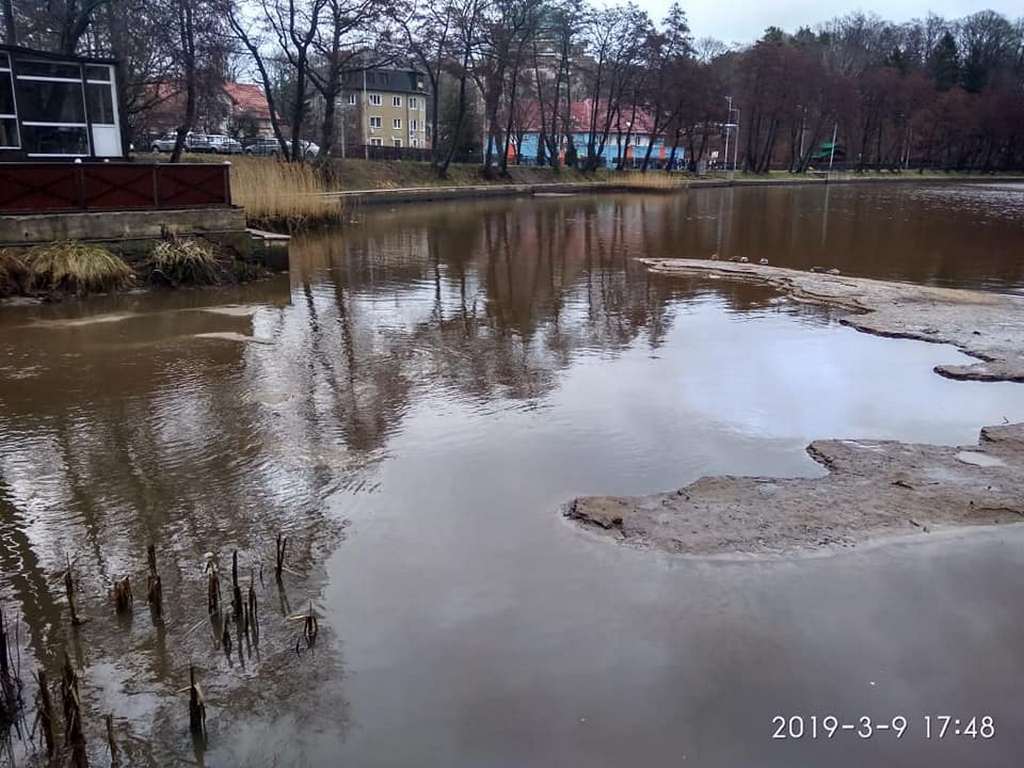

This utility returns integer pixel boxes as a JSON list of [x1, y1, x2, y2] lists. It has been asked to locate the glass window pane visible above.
[[16, 79, 86, 122], [22, 125, 89, 154], [0, 73, 14, 115], [0, 117, 19, 147], [86, 83, 115, 124], [85, 65, 110, 81], [0, 53, 9, 70], [15, 59, 81, 79]]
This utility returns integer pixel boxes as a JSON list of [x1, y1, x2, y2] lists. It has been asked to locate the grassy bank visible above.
[[0, 238, 255, 300]]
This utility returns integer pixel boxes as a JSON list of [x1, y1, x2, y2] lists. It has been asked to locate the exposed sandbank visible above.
[[565, 261, 1024, 555]]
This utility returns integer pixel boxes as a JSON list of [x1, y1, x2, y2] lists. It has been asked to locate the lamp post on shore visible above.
[[723, 96, 739, 177]]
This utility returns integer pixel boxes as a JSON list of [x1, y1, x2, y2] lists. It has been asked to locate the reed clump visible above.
[[610, 170, 683, 190], [147, 237, 222, 286], [227, 156, 340, 229], [23, 241, 133, 295], [0, 249, 30, 297]]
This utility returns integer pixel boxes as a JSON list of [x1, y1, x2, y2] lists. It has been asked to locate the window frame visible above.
[[15, 59, 91, 157], [0, 53, 20, 149], [369, 93, 381, 106], [392, 95, 401, 107], [392, 117, 401, 130], [369, 115, 382, 129]]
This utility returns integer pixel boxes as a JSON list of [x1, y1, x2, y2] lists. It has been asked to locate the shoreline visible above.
[[565, 261, 1024, 556], [328, 173, 1024, 208]]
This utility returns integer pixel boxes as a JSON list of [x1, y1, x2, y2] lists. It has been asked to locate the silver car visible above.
[[150, 131, 212, 153], [208, 134, 244, 155]]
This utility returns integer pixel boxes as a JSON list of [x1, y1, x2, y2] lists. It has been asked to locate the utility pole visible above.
[[828, 122, 838, 174], [722, 96, 732, 174], [732, 108, 740, 176]]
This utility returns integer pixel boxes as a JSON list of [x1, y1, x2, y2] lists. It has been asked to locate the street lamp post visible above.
[[723, 96, 739, 177], [723, 96, 732, 174]]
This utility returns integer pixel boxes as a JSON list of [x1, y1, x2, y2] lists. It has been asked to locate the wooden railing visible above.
[[0, 162, 232, 214]]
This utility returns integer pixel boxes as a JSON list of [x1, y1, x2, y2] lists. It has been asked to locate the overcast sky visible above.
[[636, 1, 1022, 45]]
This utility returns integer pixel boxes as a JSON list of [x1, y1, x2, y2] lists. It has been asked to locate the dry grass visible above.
[[609, 170, 684, 190], [0, 250, 30, 297], [227, 156, 340, 228], [23, 242, 133, 295], [148, 237, 222, 286]]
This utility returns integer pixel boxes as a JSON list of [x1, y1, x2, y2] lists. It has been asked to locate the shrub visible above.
[[147, 237, 222, 286], [24, 242, 133, 295]]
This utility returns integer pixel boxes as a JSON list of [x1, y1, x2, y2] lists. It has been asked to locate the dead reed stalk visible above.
[[112, 576, 133, 614], [105, 713, 120, 767], [231, 551, 244, 621], [0, 605, 23, 722], [206, 562, 221, 616], [221, 617, 232, 656], [63, 555, 83, 627], [247, 571, 259, 644], [33, 669, 54, 758], [287, 601, 319, 648], [188, 665, 206, 740], [275, 534, 288, 582], [60, 653, 87, 768], [146, 544, 163, 617]]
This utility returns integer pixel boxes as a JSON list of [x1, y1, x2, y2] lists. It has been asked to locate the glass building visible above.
[[0, 45, 124, 160]]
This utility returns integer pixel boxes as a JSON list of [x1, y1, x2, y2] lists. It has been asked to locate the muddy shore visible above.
[[566, 261, 1024, 555]]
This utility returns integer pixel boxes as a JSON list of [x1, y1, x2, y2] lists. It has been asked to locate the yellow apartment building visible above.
[[342, 67, 431, 152]]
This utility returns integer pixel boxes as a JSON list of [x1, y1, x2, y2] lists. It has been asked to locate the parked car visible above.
[[207, 134, 244, 155], [150, 131, 212, 153], [245, 138, 320, 160]]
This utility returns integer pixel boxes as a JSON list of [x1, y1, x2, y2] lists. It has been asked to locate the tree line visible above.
[[3, 0, 1023, 173]]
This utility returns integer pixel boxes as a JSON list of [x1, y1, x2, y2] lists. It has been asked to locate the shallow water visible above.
[[1, 183, 1024, 765]]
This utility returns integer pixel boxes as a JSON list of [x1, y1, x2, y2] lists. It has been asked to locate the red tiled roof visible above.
[[223, 82, 271, 120]]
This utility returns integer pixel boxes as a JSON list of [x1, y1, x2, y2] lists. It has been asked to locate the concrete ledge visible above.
[[0, 206, 247, 245]]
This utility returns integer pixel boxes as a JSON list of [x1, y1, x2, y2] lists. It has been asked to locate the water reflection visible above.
[[0, 185, 1023, 764]]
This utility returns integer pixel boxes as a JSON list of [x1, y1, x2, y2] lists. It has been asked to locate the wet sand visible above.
[[568, 261, 1024, 555]]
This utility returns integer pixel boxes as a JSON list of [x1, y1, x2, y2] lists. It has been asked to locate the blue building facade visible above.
[[515, 131, 682, 169]]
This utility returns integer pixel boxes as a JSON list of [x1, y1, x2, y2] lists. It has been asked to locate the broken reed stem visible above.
[[207, 563, 220, 616], [303, 600, 318, 647], [64, 555, 82, 627], [60, 653, 88, 768], [221, 617, 232, 656], [231, 551, 244, 622], [275, 534, 288, 582], [247, 571, 259, 644], [105, 713, 120, 767], [1, 605, 23, 721], [34, 668, 55, 758], [146, 544, 163, 617], [188, 665, 206, 740], [112, 576, 133, 614]]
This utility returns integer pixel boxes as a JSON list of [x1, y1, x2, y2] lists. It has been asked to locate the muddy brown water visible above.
[[2, 182, 1024, 766]]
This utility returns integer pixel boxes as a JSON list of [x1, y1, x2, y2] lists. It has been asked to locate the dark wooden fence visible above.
[[0, 162, 232, 214]]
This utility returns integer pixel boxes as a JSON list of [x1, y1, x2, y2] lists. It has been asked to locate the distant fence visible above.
[[0, 162, 232, 214]]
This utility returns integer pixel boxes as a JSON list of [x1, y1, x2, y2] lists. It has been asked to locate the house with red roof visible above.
[[140, 81, 277, 139]]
